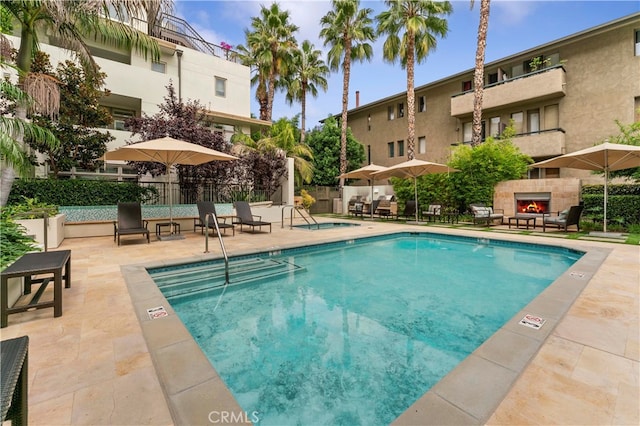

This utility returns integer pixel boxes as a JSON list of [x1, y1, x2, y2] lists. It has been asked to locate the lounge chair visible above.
[[422, 204, 441, 222], [543, 205, 584, 232], [114, 202, 149, 245], [196, 201, 235, 236], [470, 204, 504, 226], [351, 202, 365, 218], [397, 200, 417, 221], [233, 201, 272, 233]]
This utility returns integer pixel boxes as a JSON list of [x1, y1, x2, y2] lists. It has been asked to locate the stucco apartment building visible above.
[[4, 11, 269, 180], [345, 13, 640, 183]]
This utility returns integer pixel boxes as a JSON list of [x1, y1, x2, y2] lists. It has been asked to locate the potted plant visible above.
[[1, 208, 41, 307], [7, 197, 66, 249], [300, 189, 316, 212]]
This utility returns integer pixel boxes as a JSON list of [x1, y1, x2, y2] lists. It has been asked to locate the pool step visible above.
[[150, 258, 304, 300]]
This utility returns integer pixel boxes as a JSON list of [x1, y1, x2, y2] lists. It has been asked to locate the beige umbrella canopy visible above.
[[372, 159, 459, 222], [103, 137, 238, 235], [339, 163, 387, 218], [531, 142, 640, 233]]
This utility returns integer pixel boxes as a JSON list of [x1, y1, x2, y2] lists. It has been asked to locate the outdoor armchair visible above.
[[114, 202, 149, 245]]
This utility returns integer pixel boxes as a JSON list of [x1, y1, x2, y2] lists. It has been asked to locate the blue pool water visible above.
[[293, 222, 361, 230], [149, 233, 582, 425]]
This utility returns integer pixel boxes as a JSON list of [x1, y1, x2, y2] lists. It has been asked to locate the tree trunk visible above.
[[471, 0, 491, 147], [301, 82, 307, 143], [406, 32, 416, 160], [339, 44, 352, 192]]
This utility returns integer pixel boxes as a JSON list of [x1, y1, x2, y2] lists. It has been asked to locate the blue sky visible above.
[[174, 1, 639, 128]]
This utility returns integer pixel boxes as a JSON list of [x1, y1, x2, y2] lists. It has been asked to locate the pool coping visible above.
[[121, 229, 611, 425]]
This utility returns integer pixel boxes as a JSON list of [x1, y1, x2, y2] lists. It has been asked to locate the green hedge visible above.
[[7, 179, 158, 206], [582, 184, 640, 225]]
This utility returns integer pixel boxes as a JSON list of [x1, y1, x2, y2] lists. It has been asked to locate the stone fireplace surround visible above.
[[494, 178, 581, 217]]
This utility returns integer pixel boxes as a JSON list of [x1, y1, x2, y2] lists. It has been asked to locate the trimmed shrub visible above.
[[7, 179, 158, 206]]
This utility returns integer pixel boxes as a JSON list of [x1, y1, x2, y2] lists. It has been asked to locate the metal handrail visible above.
[[291, 206, 319, 229], [203, 213, 229, 284], [281, 205, 295, 228]]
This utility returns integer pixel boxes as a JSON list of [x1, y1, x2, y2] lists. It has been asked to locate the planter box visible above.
[[16, 213, 66, 249]]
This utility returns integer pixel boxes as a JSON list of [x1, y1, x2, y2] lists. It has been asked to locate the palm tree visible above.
[[0, 0, 165, 206], [240, 3, 298, 123], [320, 0, 376, 190], [376, 0, 452, 160], [471, 0, 491, 147], [232, 117, 314, 186], [0, 79, 58, 206], [284, 40, 329, 143], [236, 39, 271, 123]]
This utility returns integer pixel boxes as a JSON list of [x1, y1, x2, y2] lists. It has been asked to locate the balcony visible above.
[[513, 128, 566, 159], [451, 66, 566, 117]]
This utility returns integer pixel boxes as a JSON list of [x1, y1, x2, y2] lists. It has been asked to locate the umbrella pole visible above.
[[370, 180, 374, 219], [604, 167, 608, 233], [168, 166, 174, 234], [414, 177, 419, 223]]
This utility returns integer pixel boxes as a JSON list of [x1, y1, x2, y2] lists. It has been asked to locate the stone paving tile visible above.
[[2, 218, 637, 425]]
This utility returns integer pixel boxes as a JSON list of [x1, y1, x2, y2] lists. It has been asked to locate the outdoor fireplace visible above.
[[514, 192, 551, 215]]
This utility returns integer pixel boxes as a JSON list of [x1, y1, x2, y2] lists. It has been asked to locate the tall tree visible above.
[[236, 42, 270, 122], [239, 3, 298, 123], [27, 53, 114, 176], [471, 0, 491, 147], [0, 0, 165, 206], [376, 0, 452, 160], [320, 0, 376, 191], [284, 40, 329, 143]]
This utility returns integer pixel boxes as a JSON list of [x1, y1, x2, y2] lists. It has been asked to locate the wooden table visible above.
[[508, 215, 537, 230], [1, 250, 71, 328], [1, 336, 28, 424]]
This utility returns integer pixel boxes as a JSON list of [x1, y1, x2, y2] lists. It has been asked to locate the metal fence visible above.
[[139, 181, 281, 205]]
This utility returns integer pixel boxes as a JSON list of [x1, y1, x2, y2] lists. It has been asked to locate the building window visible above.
[[636, 29, 640, 56], [488, 72, 498, 84], [387, 106, 395, 120], [528, 109, 540, 133], [151, 61, 166, 73], [418, 96, 426, 113], [388, 142, 395, 158], [462, 80, 472, 92], [511, 111, 524, 134], [462, 122, 472, 143], [398, 103, 404, 118], [215, 77, 226, 97], [490, 117, 501, 137], [418, 136, 426, 154], [397, 140, 404, 157], [112, 109, 135, 131]]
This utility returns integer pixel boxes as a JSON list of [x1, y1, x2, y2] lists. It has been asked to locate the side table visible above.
[[1, 250, 71, 328], [155, 222, 181, 237]]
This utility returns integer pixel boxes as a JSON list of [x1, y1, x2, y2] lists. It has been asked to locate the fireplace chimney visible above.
[[355, 90, 360, 108]]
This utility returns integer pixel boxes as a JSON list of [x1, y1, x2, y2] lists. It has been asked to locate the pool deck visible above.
[[1, 218, 638, 425]]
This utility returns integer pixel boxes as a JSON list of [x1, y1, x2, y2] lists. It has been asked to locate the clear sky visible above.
[[174, 0, 639, 128]]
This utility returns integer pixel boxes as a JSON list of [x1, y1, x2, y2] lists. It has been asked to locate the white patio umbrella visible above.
[[531, 142, 640, 233], [102, 136, 237, 237], [338, 163, 387, 218], [372, 159, 459, 223]]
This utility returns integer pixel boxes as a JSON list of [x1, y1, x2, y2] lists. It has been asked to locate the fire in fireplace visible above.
[[515, 193, 551, 214]]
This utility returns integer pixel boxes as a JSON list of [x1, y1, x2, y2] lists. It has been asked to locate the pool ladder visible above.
[[203, 213, 229, 284], [281, 205, 319, 229]]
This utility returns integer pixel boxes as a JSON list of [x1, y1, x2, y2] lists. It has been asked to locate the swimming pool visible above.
[[148, 232, 583, 425], [292, 222, 361, 230]]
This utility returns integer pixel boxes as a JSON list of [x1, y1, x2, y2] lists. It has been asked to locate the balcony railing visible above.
[[132, 14, 241, 64], [451, 65, 566, 117]]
